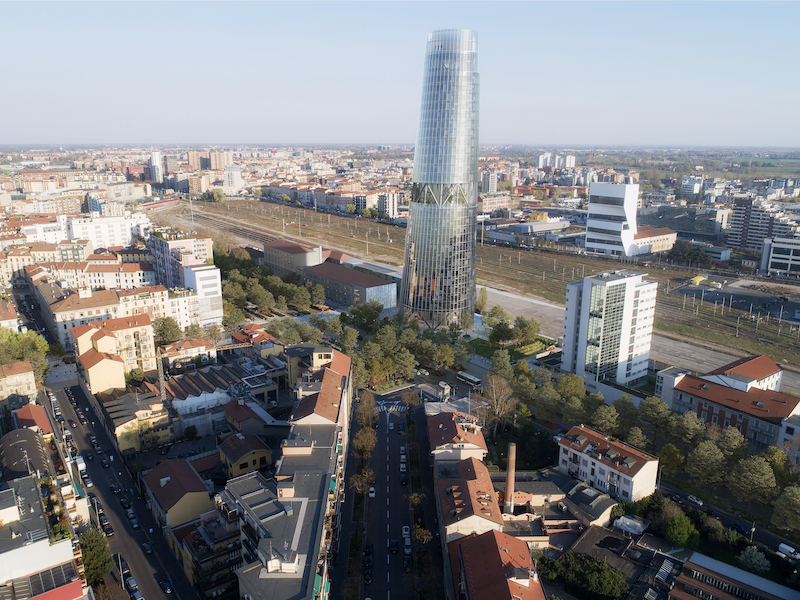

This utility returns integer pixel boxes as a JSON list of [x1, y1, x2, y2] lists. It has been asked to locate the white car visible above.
[[402, 525, 410, 538], [368, 487, 376, 498], [388, 422, 394, 430], [399, 463, 407, 472], [687, 495, 703, 506]]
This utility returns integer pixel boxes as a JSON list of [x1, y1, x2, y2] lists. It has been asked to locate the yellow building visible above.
[[143, 459, 215, 530], [78, 348, 125, 395], [71, 313, 156, 373], [219, 432, 271, 478], [95, 386, 173, 454]]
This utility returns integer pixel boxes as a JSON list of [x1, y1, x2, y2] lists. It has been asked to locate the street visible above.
[[45, 384, 200, 600]]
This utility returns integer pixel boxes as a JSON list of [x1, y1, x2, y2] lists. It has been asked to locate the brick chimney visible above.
[[504, 442, 516, 514]]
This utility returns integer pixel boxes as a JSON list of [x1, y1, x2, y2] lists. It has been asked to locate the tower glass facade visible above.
[[401, 29, 479, 330]]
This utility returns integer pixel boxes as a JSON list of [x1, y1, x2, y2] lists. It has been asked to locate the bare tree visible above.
[[352, 427, 376, 461], [401, 390, 420, 410], [356, 390, 378, 429], [349, 467, 374, 495], [481, 375, 518, 437]]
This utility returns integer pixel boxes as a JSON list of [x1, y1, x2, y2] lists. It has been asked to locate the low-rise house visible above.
[[13, 403, 53, 437], [219, 431, 272, 478], [701, 354, 783, 392], [0, 360, 37, 413], [94, 385, 172, 454], [427, 411, 488, 463], [160, 338, 216, 372], [439, 457, 504, 543], [223, 398, 289, 436], [0, 299, 20, 332], [447, 530, 546, 600], [143, 458, 216, 531], [557, 425, 659, 501]]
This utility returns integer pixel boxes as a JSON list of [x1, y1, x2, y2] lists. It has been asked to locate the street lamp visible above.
[[750, 522, 756, 543]]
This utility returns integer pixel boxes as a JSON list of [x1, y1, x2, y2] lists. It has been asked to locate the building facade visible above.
[[400, 29, 479, 330], [585, 181, 639, 256], [561, 270, 657, 386]]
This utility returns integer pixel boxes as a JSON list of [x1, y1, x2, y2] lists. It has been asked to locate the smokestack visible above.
[[504, 442, 516, 514]]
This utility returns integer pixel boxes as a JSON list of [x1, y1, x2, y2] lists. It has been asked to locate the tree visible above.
[[658, 444, 684, 478], [591, 404, 619, 435], [359, 208, 372, 218], [308, 282, 326, 305], [489, 349, 514, 382], [737, 546, 770, 573], [401, 390, 420, 410], [211, 188, 225, 203], [483, 305, 511, 329], [758, 446, 792, 489], [279, 193, 291, 204], [672, 411, 706, 456], [80, 528, 114, 586], [344, 300, 383, 333], [353, 426, 377, 460], [184, 323, 203, 339], [414, 524, 432, 545], [481, 375, 518, 436], [128, 368, 144, 384], [561, 396, 585, 426], [554, 373, 585, 401], [716, 426, 748, 466], [292, 286, 311, 311], [512, 315, 540, 346], [772, 485, 800, 532], [223, 307, 246, 331], [613, 395, 640, 437], [204, 324, 224, 345], [533, 383, 562, 425], [627, 427, 648, 450], [488, 320, 515, 348], [0, 329, 50, 382], [582, 391, 605, 417], [475, 287, 488, 313], [639, 396, 670, 446], [728, 456, 777, 513], [664, 513, 699, 548], [431, 344, 454, 373], [686, 441, 725, 492], [340, 326, 359, 349], [153, 316, 182, 344], [356, 391, 379, 429], [184, 425, 198, 440], [349, 467, 374, 495]]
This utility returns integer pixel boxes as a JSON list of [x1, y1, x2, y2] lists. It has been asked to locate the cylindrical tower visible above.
[[504, 442, 516, 514], [400, 29, 479, 330]]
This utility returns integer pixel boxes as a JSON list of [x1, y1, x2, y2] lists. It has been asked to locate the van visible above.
[[778, 543, 800, 560]]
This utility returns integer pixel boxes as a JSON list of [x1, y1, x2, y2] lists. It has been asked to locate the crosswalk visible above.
[[378, 402, 408, 414]]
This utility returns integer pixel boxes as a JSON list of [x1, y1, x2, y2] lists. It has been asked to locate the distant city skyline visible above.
[[3, 1, 799, 147]]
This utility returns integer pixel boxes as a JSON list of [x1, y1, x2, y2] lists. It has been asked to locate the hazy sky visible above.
[[3, 1, 799, 147]]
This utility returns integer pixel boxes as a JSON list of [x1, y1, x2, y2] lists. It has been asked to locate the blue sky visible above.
[[2, 1, 798, 147]]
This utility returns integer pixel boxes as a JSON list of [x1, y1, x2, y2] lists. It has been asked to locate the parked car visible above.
[[402, 526, 410, 538], [364, 568, 373, 585], [368, 487, 376, 498], [103, 524, 115, 537], [100, 459, 110, 469], [687, 495, 703, 506], [142, 542, 153, 555], [404, 555, 413, 572], [160, 580, 173, 594], [404, 537, 413, 555], [400, 474, 408, 486], [125, 577, 138, 593], [390, 539, 399, 554], [119, 497, 131, 509], [731, 522, 750, 536], [130, 518, 140, 530]]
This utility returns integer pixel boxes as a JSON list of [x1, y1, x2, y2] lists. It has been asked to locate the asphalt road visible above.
[[483, 286, 800, 395], [45, 384, 200, 600]]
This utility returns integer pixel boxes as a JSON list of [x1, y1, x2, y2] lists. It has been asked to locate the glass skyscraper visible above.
[[400, 29, 479, 330]]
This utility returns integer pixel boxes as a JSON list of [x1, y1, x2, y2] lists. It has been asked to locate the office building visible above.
[[728, 197, 799, 250], [761, 237, 800, 276], [150, 151, 164, 184], [401, 29, 479, 330], [481, 171, 498, 194], [561, 270, 657, 386]]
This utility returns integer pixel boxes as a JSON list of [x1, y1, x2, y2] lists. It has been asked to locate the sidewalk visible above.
[[45, 359, 79, 389]]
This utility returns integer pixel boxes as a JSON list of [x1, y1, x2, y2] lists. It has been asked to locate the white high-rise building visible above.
[[481, 171, 497, 194], [585, 181, 639, 256], [564, 155, 576, 168], [223, 164, 243, 194], [561, 270, 657, 386], [149, 151, 164, 184]]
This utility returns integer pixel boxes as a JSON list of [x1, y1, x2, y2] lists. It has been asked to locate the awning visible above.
[[328, 479, 335, 493], [314, 574, 322, 595]]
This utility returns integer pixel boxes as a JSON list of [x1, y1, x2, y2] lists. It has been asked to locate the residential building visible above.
[[439, 457, 504, 543], [219, 431, 272, 478], [301, 261, 396, 309], [557, 424, 659, 501], [150, 151, 164, 184], [401, 29, 479, 330], [143, 459, 216, 532], [481, 171, 498, 194], [70, 314, 155, 373], [262, 240, 325, 277], [682, 175, 704, 198], [561, 270, 657, 386], [426, 411, 488, 463], [160, 338, 216, 372], [760, 237, 800, 276], [93, 386, 172, 453], [66, 212, 151, 249], [727, 198, 799, 250], [169, 511, 241, 599], [670, 552, 800, 600], [146, 229, 214, 289], [223, 164, 243, 194], [0, 361, 36, 413], [701, 355, 783, 392], [378, 190, 399, 218], [78, 348, 125, 394], [0, 299, 20, 332], [116, 285, 169, 320], [13, 403, 53, 436], [447, 530, 546, 600], [181, 263, 224, 326]]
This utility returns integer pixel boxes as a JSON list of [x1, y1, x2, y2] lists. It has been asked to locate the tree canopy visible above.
[[0, 328, 50, 382], [80, 528, 114, 586], [153, 316, 182, 345]]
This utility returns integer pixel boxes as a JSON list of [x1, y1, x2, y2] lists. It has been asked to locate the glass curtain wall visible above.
[[401, 29, 479, 330]]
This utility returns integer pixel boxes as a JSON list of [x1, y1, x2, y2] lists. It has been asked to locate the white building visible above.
[[682, 175, 704, 198], [481, 171, 497, 194], [760, 237, 800, 276], [181, 263, 223, 327], [585, 181, 639, 256], [557, 425, 659, 501], [223, 164, 243, 194], [150, 151, 164, 184], [561, 270, 657, 386], [67, 213, 151, 250]]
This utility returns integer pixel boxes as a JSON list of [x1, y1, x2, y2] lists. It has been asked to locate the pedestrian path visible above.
[[378, 402, 408, 414]]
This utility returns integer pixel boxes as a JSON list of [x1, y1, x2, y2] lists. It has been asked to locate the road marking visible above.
[[387, 555, 390, 564], [387, 573, 390, 583], [387, 523, 389, 533], [387, 509, 390, 518], [386, 498, 389, 506]]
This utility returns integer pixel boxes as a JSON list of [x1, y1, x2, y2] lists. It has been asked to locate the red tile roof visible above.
[[559, 425, 657, 477], [79, 348, 123, 370], [304, 262, 392, 288], [706, 355, 781, 382], [15, 403, 52, 435], [219, 432, 270, 464], [438, 457, 503, 527], [223, 398, 265, 425], [426, 412, 487, 451], [448, 530, 545, 600], [675, 374, 800, 423], [329, 350, 351, 379], [0, 361, 33, 377], [143, 459, 208, 512], [292, 368, 344, 424]]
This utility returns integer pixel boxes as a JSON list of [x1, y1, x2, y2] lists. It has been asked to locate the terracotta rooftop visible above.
[[634, 225, 676, 239], [15, 403, 52, 435], [675, 374, 800, 424], [51, 290, 119, 312], [427, 411, 487, 451], [559, 424, 657, 477], [160, 338, 214, 356], [292, 368, 344, 424], [0, 361, 33, 378], [706, 355, 781, 382], [219, 432, 270, 464], [448, 530, 545, 600], [143, 459, 208, 512], [223, 399, 265, 425], [0, 299, 18, 321], [79, 348, 123, 370], [438, 457, 504, 528]]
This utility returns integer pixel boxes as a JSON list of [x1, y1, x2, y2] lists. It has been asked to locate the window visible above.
[[239, 462, 248, 470], [786, 426, 795, 436], [252, 459, 257, 466]]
